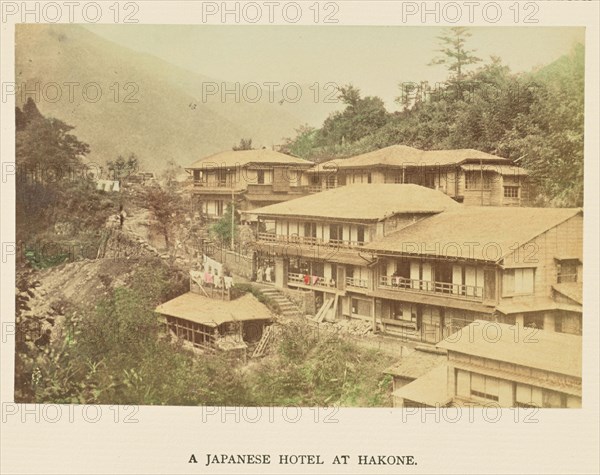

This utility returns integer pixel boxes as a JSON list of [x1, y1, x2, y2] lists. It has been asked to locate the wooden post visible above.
[[371, 299, 377, 333]]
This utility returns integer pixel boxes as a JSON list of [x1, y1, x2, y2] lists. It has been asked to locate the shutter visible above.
[[452, 265, 463, 294]]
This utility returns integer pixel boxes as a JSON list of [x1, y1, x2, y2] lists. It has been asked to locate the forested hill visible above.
[[282, 40, 584, 207]]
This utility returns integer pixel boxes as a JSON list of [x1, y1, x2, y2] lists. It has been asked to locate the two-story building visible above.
[[306, 145, 530, 206], [185, 149, 314, 220], [363, 205, 583, 342], [247, 184, 582, 344], [246, 184, 460, 320], [392, 321, 582, 408]]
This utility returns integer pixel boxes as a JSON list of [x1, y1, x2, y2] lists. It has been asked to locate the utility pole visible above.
[[480, 159, 484, 206]]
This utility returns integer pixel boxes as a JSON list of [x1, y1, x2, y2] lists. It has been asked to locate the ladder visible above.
[[252, 325, 274, 358]]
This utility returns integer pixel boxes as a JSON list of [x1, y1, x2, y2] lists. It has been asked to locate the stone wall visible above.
[[210, 248, 255, 280]]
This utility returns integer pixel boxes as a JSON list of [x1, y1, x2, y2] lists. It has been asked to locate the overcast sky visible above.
[[85, 25, 584, 110]]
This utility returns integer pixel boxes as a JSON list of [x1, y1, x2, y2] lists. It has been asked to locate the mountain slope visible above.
[[15, 24, 309, 171]]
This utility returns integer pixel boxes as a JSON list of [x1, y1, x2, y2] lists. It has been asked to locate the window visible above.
[[352, 298, 371, 316], [215, 200, 224, 216], [367, 173, 372, 184], [524, 312, 544, 330], [326, 175, 336, 189], [556, 261, 578, 283], [504, 186, 519, 198], [356, 226, 365, 244], [329, 224, 343, 242], [393, 173, 402, 184], [503, 268, 535, 296], [304, 222, 317, 238], [465, 171, 491, 190], [470, 374, 499, 402], [392, 302, 417, 322], [217, 169, 227, 186], [257, 170, 265, 184], [516, 384, 543, 408]]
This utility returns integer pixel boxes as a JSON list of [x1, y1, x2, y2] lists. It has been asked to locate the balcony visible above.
[[193, 180, 232, 188], [379, 275, 484, 301], [345, 277, 369, 290], [257, 233, 365, 248], [246, 184, 308, 195], [288, 272, 336, 289]]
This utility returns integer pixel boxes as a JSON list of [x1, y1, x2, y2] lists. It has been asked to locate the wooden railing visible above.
[[288, 272, 335, 289], [346, 277, 369, 289], [257, 232, 365, 248], [379, 275, 484, 301]]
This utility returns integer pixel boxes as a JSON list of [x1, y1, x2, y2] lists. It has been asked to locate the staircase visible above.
[[258, 286, 303, 318]]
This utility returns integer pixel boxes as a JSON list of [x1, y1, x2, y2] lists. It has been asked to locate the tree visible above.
[[107, 153, 139, 181], [161, 159, 182, 188], [317, 84, 390, 147], [232, 138, 253, 151], [280, 125, 318, 160], [429, 27, 482, 100], [16, 98, 90, 181], [144, 185, 185, 250], [210, 203, 240, 248]]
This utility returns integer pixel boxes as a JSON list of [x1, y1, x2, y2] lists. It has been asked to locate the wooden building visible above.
[[185, 149, 314, 220], [306, 145, 530, 206], [247, 184, 582, 344], [392, 321, 582, 408], [155, 292, 272, 360]]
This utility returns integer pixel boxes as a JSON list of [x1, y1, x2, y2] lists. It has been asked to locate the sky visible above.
[[85, 25, 585, 110]]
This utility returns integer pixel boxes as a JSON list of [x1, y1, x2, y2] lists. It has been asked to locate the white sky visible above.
[[85, 25, 585, 110]]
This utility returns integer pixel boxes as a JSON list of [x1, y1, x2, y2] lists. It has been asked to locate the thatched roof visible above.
[[155, 293, 271, 327], [364, 206, 582, 262], [247, 184, 459, 221], [186, 149, 313, 170], [438, 321, 582, 378], [315, 145, 510, 170]]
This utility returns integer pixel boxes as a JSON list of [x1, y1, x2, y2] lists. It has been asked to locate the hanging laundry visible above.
[[224, 276, 234, 290], [303, 274, 310, 285]]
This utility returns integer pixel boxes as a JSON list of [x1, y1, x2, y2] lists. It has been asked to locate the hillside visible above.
[[15, 24, 320, 171]]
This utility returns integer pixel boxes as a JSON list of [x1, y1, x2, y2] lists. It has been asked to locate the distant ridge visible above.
[[15, 24, 312, 171]]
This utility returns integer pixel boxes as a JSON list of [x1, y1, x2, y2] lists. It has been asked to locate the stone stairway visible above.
[[258, 286, 303, 318]]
